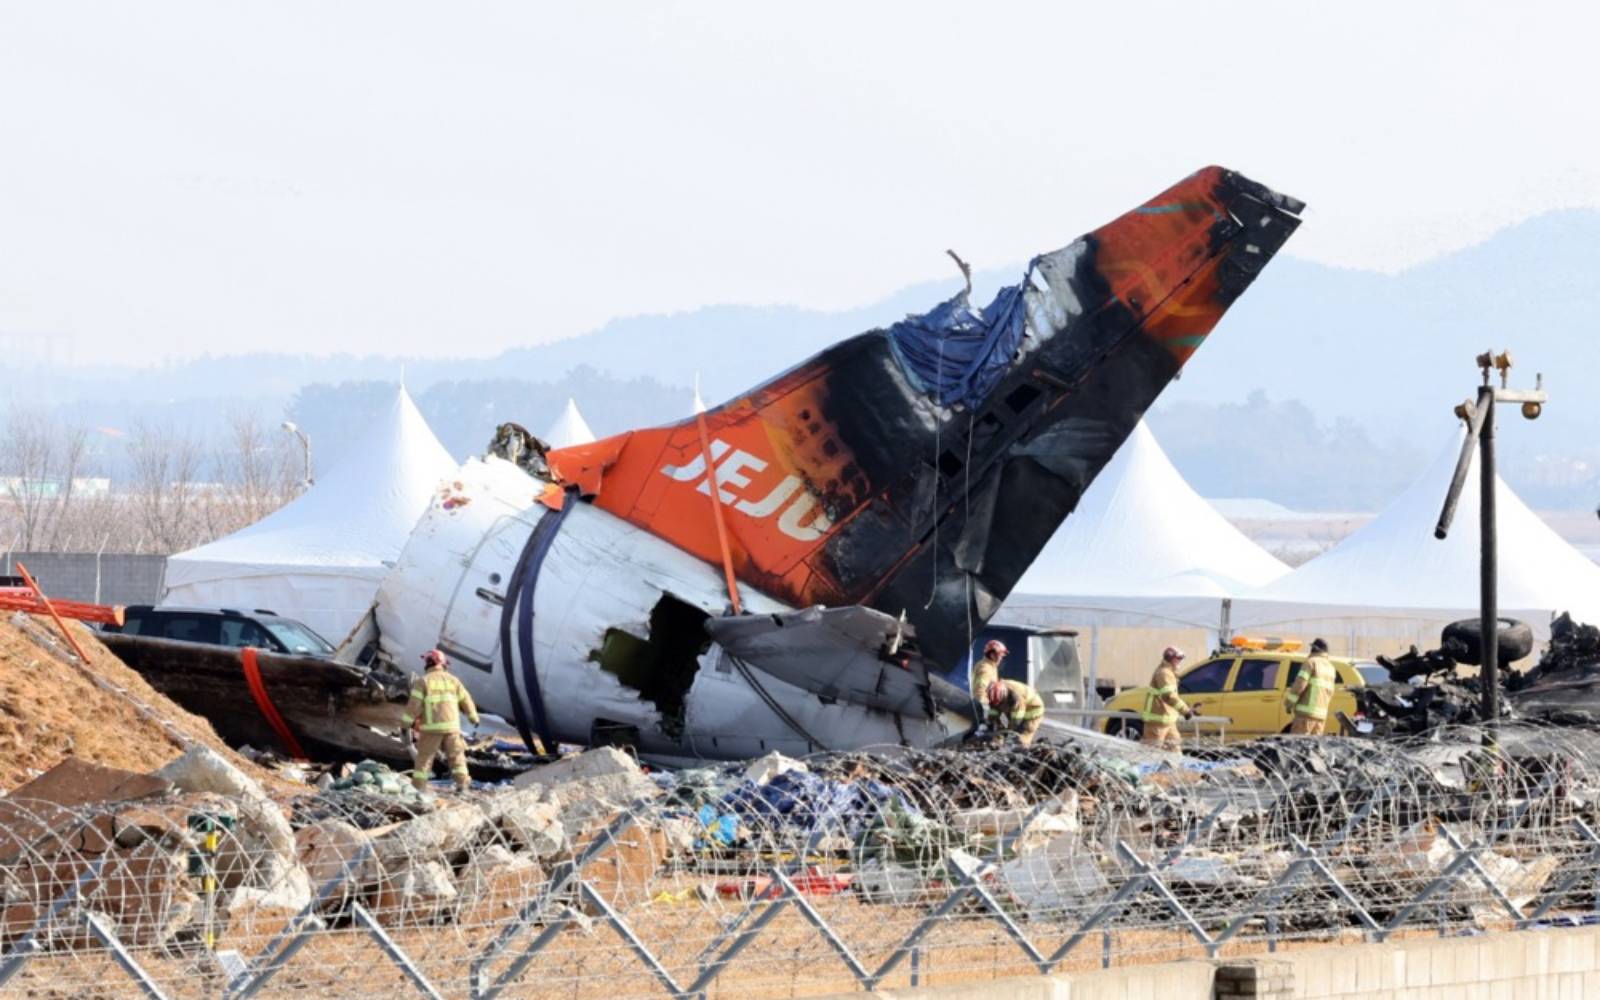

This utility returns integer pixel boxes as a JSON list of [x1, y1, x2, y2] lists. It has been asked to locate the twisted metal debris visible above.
[[5, 725, 1600, 999]]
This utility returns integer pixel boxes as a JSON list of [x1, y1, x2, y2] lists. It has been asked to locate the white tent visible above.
[[163, 386, 457, 643], [999, 420, 1290, 633], [543, 398, 596, 448], [1231, 427, 1600, 646]]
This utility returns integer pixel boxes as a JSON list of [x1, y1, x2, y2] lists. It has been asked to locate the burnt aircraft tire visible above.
[[1107, 719, 1143, 741], [1441, 617, 1534, 666]]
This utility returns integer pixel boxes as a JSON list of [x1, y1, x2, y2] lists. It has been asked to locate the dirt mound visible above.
[[0, 613, 280, 793]]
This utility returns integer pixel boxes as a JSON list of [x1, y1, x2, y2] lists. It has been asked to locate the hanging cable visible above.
[[923, 335, 948, 611], [964, 410, 976, 656], [728, 653, 826, 752]]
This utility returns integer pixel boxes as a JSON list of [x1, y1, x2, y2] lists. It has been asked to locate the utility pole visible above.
[[1434, 351, 1546, 726], [281, 421, 314, 490]]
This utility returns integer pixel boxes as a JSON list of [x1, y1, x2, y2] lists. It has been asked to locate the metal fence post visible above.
[[0, 859, 105, 990], [472, 801, 650, 1000], [227, 843, 374, 999]]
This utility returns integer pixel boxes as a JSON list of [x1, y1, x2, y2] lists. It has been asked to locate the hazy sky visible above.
[[3, 1, 1598, 366]]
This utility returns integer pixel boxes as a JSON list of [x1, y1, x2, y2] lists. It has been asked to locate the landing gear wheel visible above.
[[1441, 617, 1534, 665]]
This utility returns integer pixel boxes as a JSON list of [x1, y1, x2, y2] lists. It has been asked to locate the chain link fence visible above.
[[4, 725, 1600, 998]]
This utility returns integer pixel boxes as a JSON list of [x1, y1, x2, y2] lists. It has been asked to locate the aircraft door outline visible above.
[[439, 513, 539, 671]]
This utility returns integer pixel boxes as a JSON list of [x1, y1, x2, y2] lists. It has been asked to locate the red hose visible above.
[[240, 647, 307, 760]]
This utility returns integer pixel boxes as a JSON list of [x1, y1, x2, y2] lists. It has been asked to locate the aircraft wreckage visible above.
[[1352, 613, 1600, 736], [114, 165, 1308, 763]]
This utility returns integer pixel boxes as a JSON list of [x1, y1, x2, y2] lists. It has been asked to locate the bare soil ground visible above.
[[0, 907, 1473, 1000], [0, 613, 283, 793]]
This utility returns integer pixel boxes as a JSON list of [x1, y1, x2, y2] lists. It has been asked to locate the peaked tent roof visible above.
[[1234, 427, 1600, 632], [163, 386, 458, 640], [543, 398, 596, 448], [1011, 420, 1291, 600]]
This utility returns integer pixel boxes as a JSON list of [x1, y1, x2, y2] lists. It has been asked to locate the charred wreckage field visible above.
[[10, 610, 1600, 997], [1352, 612, 1600, 736]]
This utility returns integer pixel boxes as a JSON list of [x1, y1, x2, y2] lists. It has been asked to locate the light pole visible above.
[[1434, 351, 1547, 727], [281, 421, 314, 490]]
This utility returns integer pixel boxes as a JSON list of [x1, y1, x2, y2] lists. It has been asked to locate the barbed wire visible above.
[[5, 724, 1600, 998]]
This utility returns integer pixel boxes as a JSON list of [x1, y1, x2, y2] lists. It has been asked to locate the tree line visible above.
[[0, 405, 302, 556]]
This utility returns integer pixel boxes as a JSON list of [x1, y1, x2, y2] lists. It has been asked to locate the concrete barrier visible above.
[[810, 925, 1600, 999], [1280, 925, 1600, 998], [809, 961, 1216, 1000]]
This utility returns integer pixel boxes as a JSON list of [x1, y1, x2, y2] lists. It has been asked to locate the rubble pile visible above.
[[630, 730, 1600, 936], [0, 745, 642, 953], [5, 730, 1600, 995], [1506, 613, 1600, 724], [1357, 614, 1600, 736], [0, 752, 308, 949]]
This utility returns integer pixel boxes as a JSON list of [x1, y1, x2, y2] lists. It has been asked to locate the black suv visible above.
[[101, 605, 337, 657]]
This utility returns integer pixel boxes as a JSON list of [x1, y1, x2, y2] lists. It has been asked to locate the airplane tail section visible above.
[[547, 166, 1302, 668]]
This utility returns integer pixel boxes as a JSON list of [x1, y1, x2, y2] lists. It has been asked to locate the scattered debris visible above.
[[1508, 613, 1600, 724], [511, 746, 661, 832], [6, 757, 172, 810], [486, 422, 551, 480], [998, 832, 1110, 921], [0, 718, 1589, 990], [7, 590, 1600, 981], [742, 750, 808, 786], [328, 760, 427, 801], [1353, 613, 1600, 736]]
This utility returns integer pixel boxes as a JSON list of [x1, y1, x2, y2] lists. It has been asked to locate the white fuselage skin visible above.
[[372, 457, 962, 763]]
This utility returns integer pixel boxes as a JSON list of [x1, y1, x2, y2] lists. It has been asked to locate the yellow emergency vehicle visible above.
[[1100, 637, 1386, 740]]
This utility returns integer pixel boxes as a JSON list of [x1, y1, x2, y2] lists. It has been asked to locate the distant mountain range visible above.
[[6, 208, 1598, 509]]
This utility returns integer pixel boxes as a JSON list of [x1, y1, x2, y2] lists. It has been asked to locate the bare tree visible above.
[[54, 489, 138, 554], [3, 409, 299, 556], [44, 426, 87, 551], [128, 421, 204, 554], [200, 410, 299, 538], [0, 404, 88, 552]]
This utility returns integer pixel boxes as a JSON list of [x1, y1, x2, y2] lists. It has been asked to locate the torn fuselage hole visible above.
[[590, 594, 710, 739]]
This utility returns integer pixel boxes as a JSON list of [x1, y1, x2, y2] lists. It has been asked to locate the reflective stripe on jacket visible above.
[[987, 679, 1044, 724], [400, 669, 480, 733], [970, 656, 999, 708], [1139, 663, 1187, 724], [1286, 655, 1337, 721]]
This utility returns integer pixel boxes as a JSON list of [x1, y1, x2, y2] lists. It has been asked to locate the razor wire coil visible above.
[[4, 723, 1600, 998]]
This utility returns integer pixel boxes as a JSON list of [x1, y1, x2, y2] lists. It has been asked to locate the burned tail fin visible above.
[[548, 167, 1302, 667]]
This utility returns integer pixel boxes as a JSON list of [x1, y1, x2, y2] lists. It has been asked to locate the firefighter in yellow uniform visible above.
[[986, 679, 1046, 745], [1139, 646, 1194, 751], [1284, 638, 1337, 736], [401, 649, 480, 792], [970, 639, 1008, 710]]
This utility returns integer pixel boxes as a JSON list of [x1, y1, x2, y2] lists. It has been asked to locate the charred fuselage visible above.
[[372, 167, 1303, 761]]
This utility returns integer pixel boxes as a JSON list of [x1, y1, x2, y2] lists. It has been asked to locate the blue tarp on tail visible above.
[[886, 275, 1031, 409]]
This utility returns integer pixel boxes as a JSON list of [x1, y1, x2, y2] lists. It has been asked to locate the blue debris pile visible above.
[[719, 767, 916, 840], [656, 755, 942, 858]]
